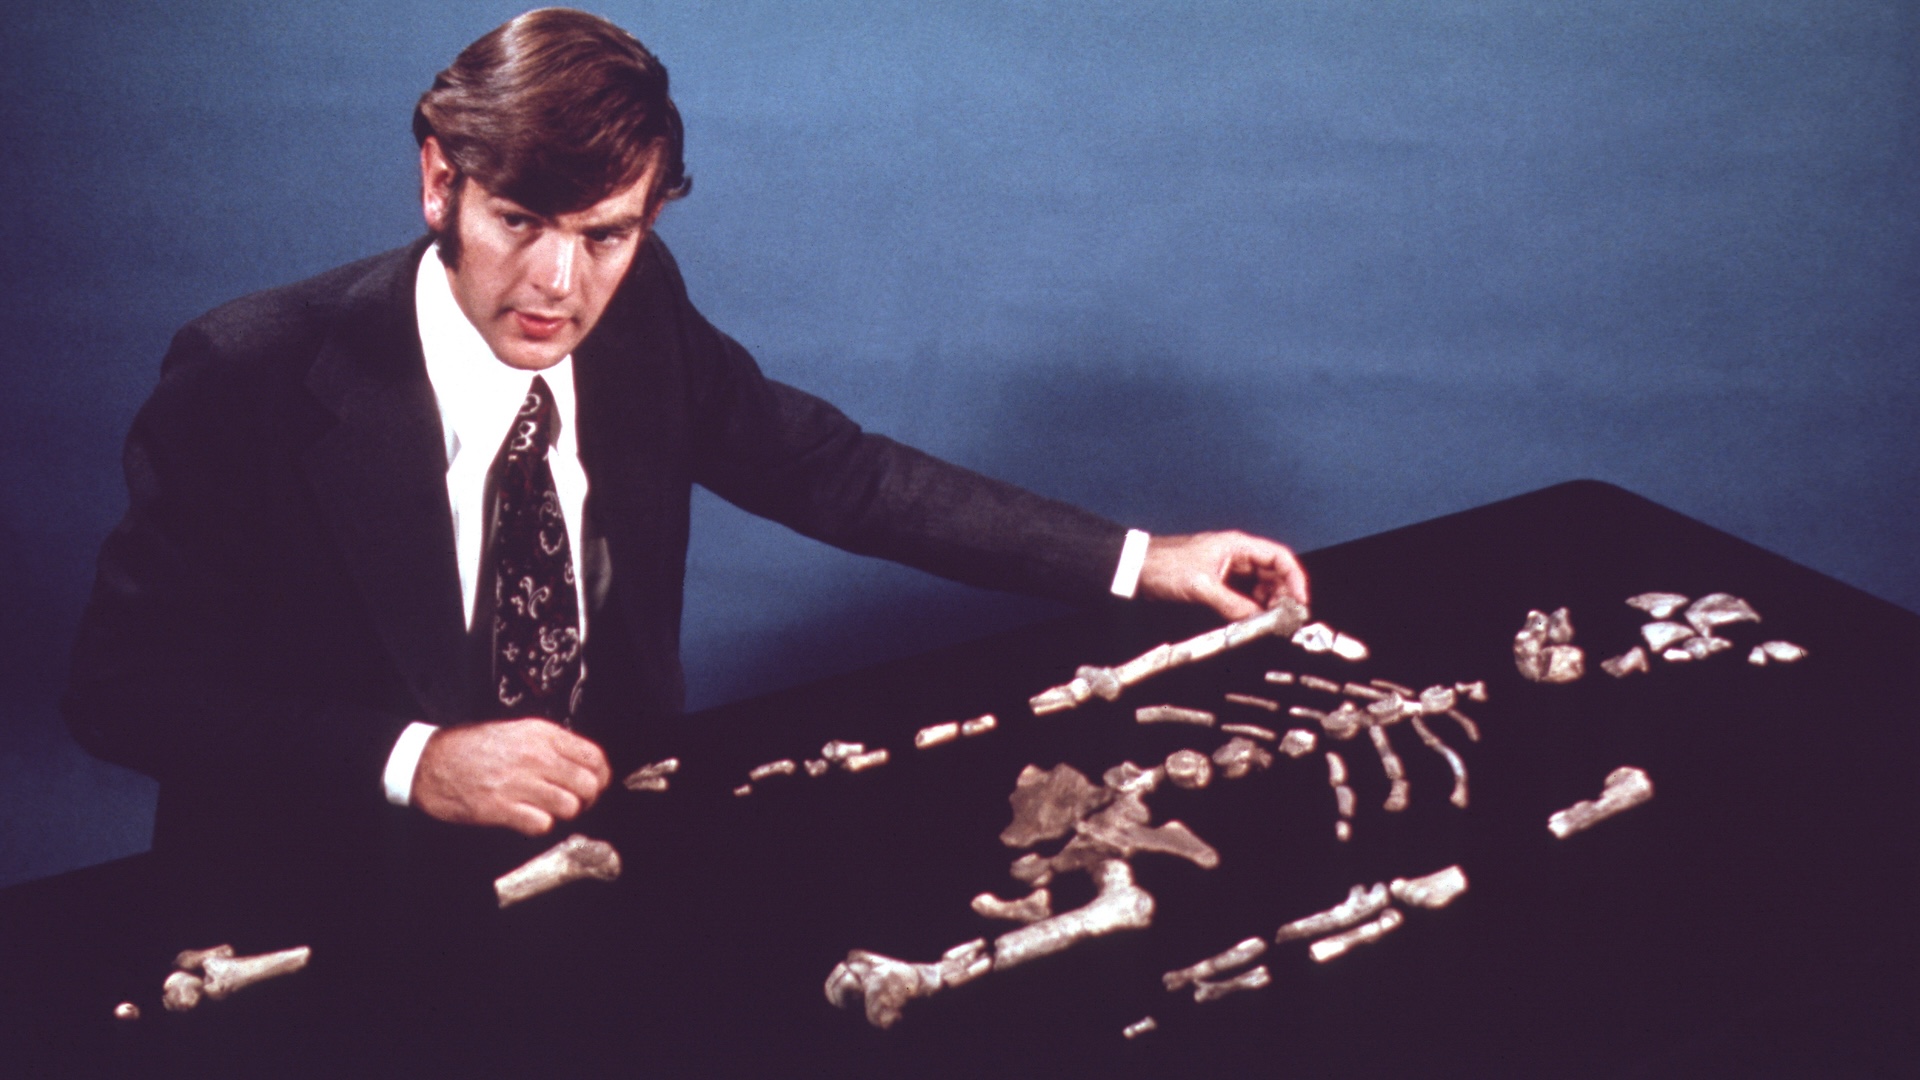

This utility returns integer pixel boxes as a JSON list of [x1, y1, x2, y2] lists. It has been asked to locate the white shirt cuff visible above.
[[1110, 528, 1151, 599], [383, 722, 440, 807]]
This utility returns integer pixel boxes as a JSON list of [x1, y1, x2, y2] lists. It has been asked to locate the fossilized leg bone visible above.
[[1409, 717, 1468, 808], [824, 939, 991, 1029], [1162, 937, 1267, 991], [1390, 865, 1468, 909], [1549, 767, 1654, 838], [1309, 908, 1404, 962], [162, 971, 204, 1012], [1275, 882, 1390, 943], [173, 944, 234, 972], [972, 889, 1052, 923], [495, 834, 622, 908], [201, 946, 311, 1001], [991, 859, 1155, 970], [1193, 965, 1272, 1002]]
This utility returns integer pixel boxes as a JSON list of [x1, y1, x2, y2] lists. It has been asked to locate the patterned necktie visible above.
[[481, 375, 582, 724]]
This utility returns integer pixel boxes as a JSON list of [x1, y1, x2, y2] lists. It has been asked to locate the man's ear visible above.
[[420, 136, 457, 232]]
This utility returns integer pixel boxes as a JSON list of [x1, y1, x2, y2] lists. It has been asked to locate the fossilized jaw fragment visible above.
[[972, 889, 1053, 922], [1275, 882, 1390, 943], [1548, 766, 1654, 838], [1163, 749, 1213, 789], [1601, 646, 1650, 678], [495, 834, 622, 908], [1390, 865, 1468, 909], [1194, 965, 1272, 1002], [201, 946, 311, 1001], [1628, 592, 1690, 619], [1136, 705, 1216, 726], [1162, 937, 1268, 991], [1122, 1016, 1158, 1039], [622, 757, 680, 792], [1684, 593, 1760, 636], [991, 859, 1155, 970], [824, 939, 991, 1029], [1309, 908, 1404, 962], [1748, 640, 1809, 665]]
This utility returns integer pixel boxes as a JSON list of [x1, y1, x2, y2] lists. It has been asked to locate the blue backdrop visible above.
[[2, 1, 1914, 887]]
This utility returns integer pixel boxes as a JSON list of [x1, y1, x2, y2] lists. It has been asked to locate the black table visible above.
[[5, 481, 1915, 1078]]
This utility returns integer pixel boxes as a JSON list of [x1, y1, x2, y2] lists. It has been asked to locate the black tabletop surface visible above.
[[5, 480, 1916, 1078]]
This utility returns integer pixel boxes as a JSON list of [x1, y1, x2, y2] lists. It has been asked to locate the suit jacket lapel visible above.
[[299, 241, 471, 724]]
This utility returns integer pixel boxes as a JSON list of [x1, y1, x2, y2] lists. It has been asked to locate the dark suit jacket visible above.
[[64, 234, 1125, 862]]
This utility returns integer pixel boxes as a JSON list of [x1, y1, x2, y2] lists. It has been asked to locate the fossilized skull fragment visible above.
[[1549, 766, 1654, 838], [494, 834, 622, 908]]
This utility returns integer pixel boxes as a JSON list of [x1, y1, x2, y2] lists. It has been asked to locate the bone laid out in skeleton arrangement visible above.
[[1627, 592, 1690, 619], [821, 740, 865, 763], [1275, 882, 1391, 943], [1163, 937, 1268, 991], [1220, 722, 1277, 742], [748, 759, 797, 781], [1136, 705, 1216, 727], [1330, 633, 1369, 661], [1409, 717, 1469, 808], [162, 971, 204, 1012], [1371, 678, 1416, 697], [1445, 708, 1481, 742], [1326, 752, 1356, 837], [1684, 593, 1760, 636], [1298, 674, 1343, 695], [114, 1002, 140, 1021], [201, 946, 311, 1001], [1292, 622, 1335, 653], [174, 944, 235, 972], [992, 859, 1156, 970], [843, 748, 890, 772], [1289, 704, 1327, 723], [1265, 670, 1296, 685], [1418, 685, 1456, 714], [1677, 634, 1733, 661], [495, 834, 622, 908], [1029, 599, 1309, 714], [1310, 907, 1405, 962], [1164, 749, 1213, 789], [972, 888, 1052, 923], [1342, 682, 1390, 701], [1515, 608, 1585, 683], [1601, 646, 1650, 678], [1368, 725, 1411, 812], [1320, 701, 1367, 741], [1123, 1016, 1158, 1040], [914, 721, 959, 749], [1640, 621, 1695, 653], [1748, 640, 1809, 666], [733, 783, 753, 797], [1455, 680, 1489, 702], [1279, 728, 1317, 757], [1549, 766, 1654, 839], [1194, 965, 1273, 1002], [825, 938, 991, 1029], [960, 714, 998, 737], [1212, 737, 1273, 779], [803, 758, 830, 777], [1224, 692, 1280, 712], [1390, 865, 1468, 909], [621, 757, 680, 793]]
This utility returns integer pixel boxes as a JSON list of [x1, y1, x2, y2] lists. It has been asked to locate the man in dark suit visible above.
[[64, 9, 1307, 878]]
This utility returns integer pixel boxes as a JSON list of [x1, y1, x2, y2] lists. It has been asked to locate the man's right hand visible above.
[[411, 719, 612, 836]]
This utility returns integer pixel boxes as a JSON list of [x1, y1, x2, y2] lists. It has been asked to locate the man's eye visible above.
[[587, 229, 630, 246], [501, 213, 535, 230]]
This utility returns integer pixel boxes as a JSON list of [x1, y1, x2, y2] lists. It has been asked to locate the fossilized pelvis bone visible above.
[[494, 834, 622, 908], [991, 859, 1156, 970], [824, 939, 991, 1029]]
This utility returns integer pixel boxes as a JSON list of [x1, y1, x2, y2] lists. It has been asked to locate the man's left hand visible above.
[[1137, 530, 1310, 621]]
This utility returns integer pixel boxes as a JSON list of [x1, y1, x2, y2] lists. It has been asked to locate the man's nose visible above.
[[529, 233, 579, 298]]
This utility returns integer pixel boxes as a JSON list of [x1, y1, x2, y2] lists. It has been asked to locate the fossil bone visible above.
[[1455, 680, 1488, 702], [1000, 764, 1110, 849], [1164, 749, 1213, 789], [991, 859, 1155, 970], [1136, 705, 1216, 726], [1684, 593, 1760, 636], [804, 759, 830, 777], [1418, 685, 1456, 714], [1641, 621, 1695, 652], [174, 944, 234, 972], [1549, 766, 1654, 838], [1194, 965, 1272, 1002], [1265, 670, 1296, 685], [621, 757, 679, 793], [1029, 599, 1308, 714], [1310, 907, 1404, 962], [960, 714, 998, 737], [972, 889, 1052, 923], [843, 748, 889, 772], [1211, 737, 1273, 779], [1515, 608, 1585, 683], [1163, 937, 1268, 991], [1275, 882, 1391, 943], [201, 946, 311, 1001], [1279, 729, 1317, 757], [1077, 665, 1124, 702], [1320, 702, 1367, 740], [1224, 693, 1280, 712], [1627, 592, 1690, 619], [114, 1002, 140, 1021], [1123, 1016, 1158, 1039], [1601, 646, 1650, 678], [748, 759, 796, 781], [1330, 633, 1369, 661], [1220, 722, 1276, 742], [1445, 708, 1481, 742], [162, 971, 204, 1012], [1371, 678, 1416, 696], [915, 722, 960, 748], [1299, 674, 1343, 694], [1342, 682, 1390, 702], [821, 740, 865, 763], [495, 834, 622, 908], [733, 783, 753, 797], [1749, 640, 1808, 665], [1390, 865, 1468, 909], [1292, 622, 1336, 653], [1409, 717, 1468, 808], [1368, 725, 1410, 812], [825, 938, 991, 1029]]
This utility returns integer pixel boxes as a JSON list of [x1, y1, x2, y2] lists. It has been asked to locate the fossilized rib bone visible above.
[[495, 834, 622, 908], [1193, 965, 1272, 1002], [1136, 705, 1216, 726], [960, 714, 998, 737], [202, 946, 311, 1001], [622, 757, 680, 792], [1224, 693, 1280, 712], [1275, 882, 1390, 943], [843, 748, 890, 772], [991, 859, 1155, 970], [1309, 908, 1404, 962], [1390, 865, 1468, 909], [1221, 722, 1277, 742], [1409, 717, 1468, 808], [824, 939, 991, 1029], [972, 889, 1052, 923], [1162, 937, 1268, 991], [1548, 766, 1654, 838]]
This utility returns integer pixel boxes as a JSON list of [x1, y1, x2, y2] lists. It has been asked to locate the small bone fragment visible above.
[[1513, 610, 1555, 681], [1549, 766, 1654, 839], [1309, 908, 1405, 962], [1275, 882, 1391, 943], [1641, 621, 1696, 652], [1289, 705, 1327, 722], [1546, 607, 1576, 645], [1748, 646, 1765, 666], [1368, 725, 1410, 812], [1662, 647, 1693, 663], [1299, 674, 1343, 694], [1163, 937, 1268, 991], [114, 1002, 140, 1021], [1001, 764, 1109, 848], [1164, 749, 1213, 789], [825, 939, 991, 1029], [201, 946, 311, 1001], [1342, 682, 1390, 701], [991, 859, 1155, 970], [1545, 646, 1586, 682], [1445, 708, 1481, 742], [821, 741, 866, 762], [1224, 693, 1280, 712], [1193, 965, 1272, 1002], [1371, 678, 1416, 696], [1136, 705, 1215, 726], [1279, 729, 1317, 757], [1221, 722, 1277, 742], [749, 759, 797, 781], [1123, 1016, 1158, 1040], [733, 783, 753, 797], [1211, 737, 1273, 779], [1685, 593, 1760, 636], [1336, 820, 1351, 842], [843, 748, 890, 772], [1602, 646, 1650, 678], [1330, 633, 1369, 662], [173, 944, 235, 972], [1292, 623, 1336, 653], [1679, 634, 1733, 661], [915, 721, 959, 749], [1454, 680, 1489, 702], [621, 757, 680, 792], [804, 759, 830, 777], [162, 971, 204, 1013], [960, 714, 998, 736], [1102, 761, 1163, 795], [1418, 685, 1456, 714], [1755, 640, 1808, 664], [1264, 671, 1296, 685], [1326, 752, 1348, 787], [1326, 752, 1356, 820], [1390, 865, 1468, 909], [1072, 803, 1220, 870], [1077, 665, 1124, 701], [1011, 853, 1052, 888], [494, 834, 622, 908], [1628, 592, 1690, 619], [1409, 716, 1468, 808], [972, 889, 1053, 923], [1321, 702, 1367, 740]]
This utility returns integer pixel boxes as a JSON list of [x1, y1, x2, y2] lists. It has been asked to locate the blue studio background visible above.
[[2, 1, 1914, 888]]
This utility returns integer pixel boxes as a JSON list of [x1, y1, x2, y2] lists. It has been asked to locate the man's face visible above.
[[421, 137, 662, 371]]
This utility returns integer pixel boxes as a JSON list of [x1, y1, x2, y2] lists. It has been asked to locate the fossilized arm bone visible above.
[[494, 834, 622, 907], [824, 939, 991, 1029], [1549, 767, 1654, 838]]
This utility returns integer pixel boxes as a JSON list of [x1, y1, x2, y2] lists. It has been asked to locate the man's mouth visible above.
[[513, 311, 569, 339]]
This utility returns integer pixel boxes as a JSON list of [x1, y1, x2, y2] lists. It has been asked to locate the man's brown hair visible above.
[[414, 8, 691, 262]]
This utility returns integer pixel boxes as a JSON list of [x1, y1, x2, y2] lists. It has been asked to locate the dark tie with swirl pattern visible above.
[[480, 375, 582, 725]]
